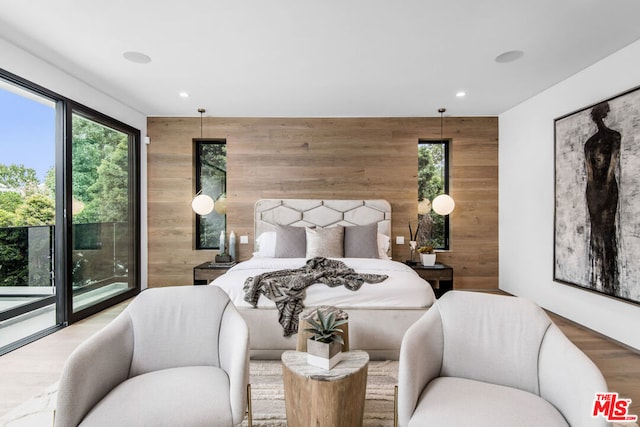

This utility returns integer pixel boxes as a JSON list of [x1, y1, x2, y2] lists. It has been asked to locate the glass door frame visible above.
[[0, 67, 141, 351], [60, 102, 141, 324]]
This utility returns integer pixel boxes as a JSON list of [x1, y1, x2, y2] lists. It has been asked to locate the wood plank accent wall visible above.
[[147, 117, 498, 289]]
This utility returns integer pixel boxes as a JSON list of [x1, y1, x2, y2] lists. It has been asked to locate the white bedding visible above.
[[209, 257, 436, 309]]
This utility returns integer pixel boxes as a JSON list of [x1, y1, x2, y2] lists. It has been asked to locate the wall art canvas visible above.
[[555, 86, 640, 305]]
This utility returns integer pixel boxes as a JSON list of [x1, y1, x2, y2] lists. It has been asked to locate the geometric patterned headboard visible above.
[[254, 199, 391, 253]]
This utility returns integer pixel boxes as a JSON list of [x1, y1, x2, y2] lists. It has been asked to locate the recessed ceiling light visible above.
[[456, 91, 466, 98], [495, 50, 524, 63], [179, 92, 190, 98], [122, 51, 152, 64]]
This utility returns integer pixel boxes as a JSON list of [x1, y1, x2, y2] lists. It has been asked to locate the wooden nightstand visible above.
[[193, 261, 236, 285], [407, 262, 453, 297]]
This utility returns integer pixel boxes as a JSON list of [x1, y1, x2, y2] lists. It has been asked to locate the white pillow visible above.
[[254, 232, 276, 257], [377, 233, 391, 260]]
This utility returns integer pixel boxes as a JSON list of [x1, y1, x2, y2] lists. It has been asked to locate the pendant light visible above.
[[192, 108, 215, 215], [432, 107, 455, 216]]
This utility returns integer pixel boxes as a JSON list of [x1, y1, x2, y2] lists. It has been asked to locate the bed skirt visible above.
[[239, 306, 428, 360]]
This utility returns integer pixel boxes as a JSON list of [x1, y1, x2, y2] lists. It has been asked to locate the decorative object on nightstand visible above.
[[214, 253, 231, 263], [418, 244, 436, 266], [229, 230, 236, 261], [193, 261, 236, 285], [408, 262, 453, 297], [407, 223, 419, 265], [219, 230, 226, 254]]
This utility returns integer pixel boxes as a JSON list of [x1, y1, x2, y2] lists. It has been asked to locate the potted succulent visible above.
[[304, 309, 347, 369], [418, 245, 436, 266]]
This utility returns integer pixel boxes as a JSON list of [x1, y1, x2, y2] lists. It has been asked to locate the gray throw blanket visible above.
[[243, 257, 388, 336]]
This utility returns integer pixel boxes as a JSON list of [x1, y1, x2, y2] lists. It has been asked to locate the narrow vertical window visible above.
[[194, 139, 227, 249], [417, 139, 451, 249]]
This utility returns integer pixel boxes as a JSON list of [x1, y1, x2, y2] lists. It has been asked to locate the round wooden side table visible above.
[[281, 350, 369, 427]]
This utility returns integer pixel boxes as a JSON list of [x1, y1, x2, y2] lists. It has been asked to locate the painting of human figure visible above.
[[555, 87, 640, 305]]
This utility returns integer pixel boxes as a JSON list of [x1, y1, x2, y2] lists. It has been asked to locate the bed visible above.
[[209, 199, 436, 360]]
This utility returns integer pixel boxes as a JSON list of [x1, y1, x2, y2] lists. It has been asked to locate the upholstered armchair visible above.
[[397, 291, 609, 427], [55, 285, 251, 427]]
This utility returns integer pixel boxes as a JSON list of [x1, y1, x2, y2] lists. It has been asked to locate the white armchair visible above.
[[55, 285, 250, 427], [397, 291, 609, 427]]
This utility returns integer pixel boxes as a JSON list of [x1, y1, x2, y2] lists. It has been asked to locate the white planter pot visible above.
[[420, 253, 436, 266], [306, 339, 343, 370]]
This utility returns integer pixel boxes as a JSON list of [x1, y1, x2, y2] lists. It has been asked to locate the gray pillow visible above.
[[306, 226, 344, 258], [274, 225, 306, 258], [344, 223, 379, 258]]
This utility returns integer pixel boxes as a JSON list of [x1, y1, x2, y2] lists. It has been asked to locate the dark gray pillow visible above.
[[344, 223, 379, 258], [274, 225, 306, 258]]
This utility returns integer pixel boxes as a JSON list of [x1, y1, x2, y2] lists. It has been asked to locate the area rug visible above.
[[3, 360, 638, 427], [0, 360, 398, 427]]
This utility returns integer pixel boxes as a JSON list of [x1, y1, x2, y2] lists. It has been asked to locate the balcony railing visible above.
[[0, 223, 129, 321]]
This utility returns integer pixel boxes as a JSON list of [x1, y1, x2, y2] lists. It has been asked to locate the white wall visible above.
[[500, 39, 640, 351], [1, 37, 148, 290]]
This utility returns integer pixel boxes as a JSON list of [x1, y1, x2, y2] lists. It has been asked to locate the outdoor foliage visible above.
[[0, 227, 28, 286], [15, 194, 55, 226], [72, 115, 129, 224], [0, 115, 130, 287], [0, 164, 39, 190], [417, 142, 446, 248], [198, 141, 227, 249]]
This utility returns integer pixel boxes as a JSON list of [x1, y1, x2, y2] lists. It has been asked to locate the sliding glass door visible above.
[[0, 78, 57, 351], [0, 68, 140, 353], [67, 109, 139, 319]]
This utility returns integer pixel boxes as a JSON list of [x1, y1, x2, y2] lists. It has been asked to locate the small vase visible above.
[[420, 253, 436, 266], [306, 339, 343, 370], [409, 241, 417, 263]]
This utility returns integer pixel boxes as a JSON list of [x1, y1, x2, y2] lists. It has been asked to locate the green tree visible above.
[[418, 144, 444, 201], [16, 194, 55, 225], [44, 167, 55, 199], [0, 191, 23, 226], [0, 209, 19, 227], [417, 143, 446, 248], [198, 142, 227, 248], [0, 227, 28, 286], [0, 164, 38, 190], [85, 138, 129, 222], [0, 191, 24, 213], [72, 115, 128, 224]]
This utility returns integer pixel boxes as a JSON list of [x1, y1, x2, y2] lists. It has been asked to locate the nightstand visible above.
[[408, 262, 453, 297], [193, 261, 237, 285]]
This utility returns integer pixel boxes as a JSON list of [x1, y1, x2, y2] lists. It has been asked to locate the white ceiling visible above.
[[2, 0, 640, 118]]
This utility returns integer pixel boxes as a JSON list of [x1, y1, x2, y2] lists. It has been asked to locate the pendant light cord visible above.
[[198, 108, 205, 139], [438, 107, 446, 142]]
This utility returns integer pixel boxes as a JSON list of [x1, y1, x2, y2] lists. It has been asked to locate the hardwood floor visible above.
[[0, 298, 638, 420], [0, 300, 128, 417], [548, 311, 640, 417]]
